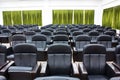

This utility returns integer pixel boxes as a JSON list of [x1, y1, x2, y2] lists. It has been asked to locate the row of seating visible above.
[[0, 43, 120, 80]]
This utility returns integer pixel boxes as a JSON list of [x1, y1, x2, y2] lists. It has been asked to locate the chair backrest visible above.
[[2, 29, 11, 36], [83, 44, 106, 75], [11, 34, 26, 47], [53, 35, 69, 44], [0, 45, 6, 65], [47, 44, 72, 75], [97, 35, 112, 48], [24, 31, 36, 43], [41, 31, 52, 42], [13, 43, 37, 67], [32, 34, 47, 50], [115, 45, 120, 66], [88, 31, 99, 40], [75, 35, 91, 50], [104, 31, 116, 40]]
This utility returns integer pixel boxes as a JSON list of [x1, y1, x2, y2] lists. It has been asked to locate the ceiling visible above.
[[0, 0, 102, 2]]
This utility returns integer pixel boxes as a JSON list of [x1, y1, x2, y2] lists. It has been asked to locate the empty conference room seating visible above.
[[8, 43, 40, 80], [32, 34, 47, 61], [40, 43, 79, 77], [77, 44, 119, 80]]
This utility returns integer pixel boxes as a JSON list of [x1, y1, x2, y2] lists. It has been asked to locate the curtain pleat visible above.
[[52, 10, 73, 24], [3, 11, 12, 26]]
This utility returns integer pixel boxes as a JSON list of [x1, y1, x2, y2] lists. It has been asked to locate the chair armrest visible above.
[[77, 62, 87, 75], [112, 62, 120, 72], [106, 62, 120, 76], [72, 63, 80, 77], [31, 62, 41, 73], [45, 47, 48, 52], [0, 61, 14, 73], [76, 62, 88, 80], [40, 61, 47, 76], [73, 47, 77, 52]]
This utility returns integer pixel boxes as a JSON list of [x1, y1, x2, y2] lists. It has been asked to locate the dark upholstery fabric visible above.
[[115, 45, 120, 66], [13, 43, 37, 67], [0, 45, 6, 65], [47, 44, 72, 75], [88, 75, 108, 80], [83, 44, 106, 75]]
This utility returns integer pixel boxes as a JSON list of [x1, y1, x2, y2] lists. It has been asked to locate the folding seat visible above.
[[32, 34, 47, 61], [8, 43, 40, 80], [40, 44, 79, 78], [77, 44, 119, 80], [88, 31, 99, 43], [53, 34, 69, 44], [8, 27, 16, 35], [41, 30, 52, 44], [34, 76, 80, 80], [24, 31, 36, 43]]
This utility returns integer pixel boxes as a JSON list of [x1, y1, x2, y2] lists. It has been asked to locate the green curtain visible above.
[[22, 10, 42, 26], [11, 11, 22, 25], [74, 10, 83, 24], [114, 6, 120, 29], [84, 10, 94, 24], [52, 10, 73, 24], [3, 11, 12, 26], [102, 8, 114, 28]]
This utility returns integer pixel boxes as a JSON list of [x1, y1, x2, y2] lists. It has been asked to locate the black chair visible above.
[[0, 45, 14, 76], [34, 76, 80, 80], [97, 35, 112, 48], [41, 31, 52, 44], [72, 31, 83, 41], [88, 31, 99, 43], [74, 35, 91, 52], [40, 44, 79, 77], [104, 31, 116, 40], [8, 43, 40, 80], [24, 31, 36, 43], [10, 34, 26, 47], [78, 44, 119, 80], [32, 34, 47, 61], [53, 35, 69, 44]]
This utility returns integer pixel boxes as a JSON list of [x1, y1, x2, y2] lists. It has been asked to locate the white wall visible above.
[[0, 0, 103, 26]]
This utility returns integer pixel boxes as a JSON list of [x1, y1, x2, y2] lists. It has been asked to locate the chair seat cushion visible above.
[[110, 77, 120, 80], [88, 75, 108, 80], [0, 76, 6, 80], [7, 54, 14, 60], [8, 66, 32, 72], [37, 48, 45, 51], [34, 76, 80, 80]]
